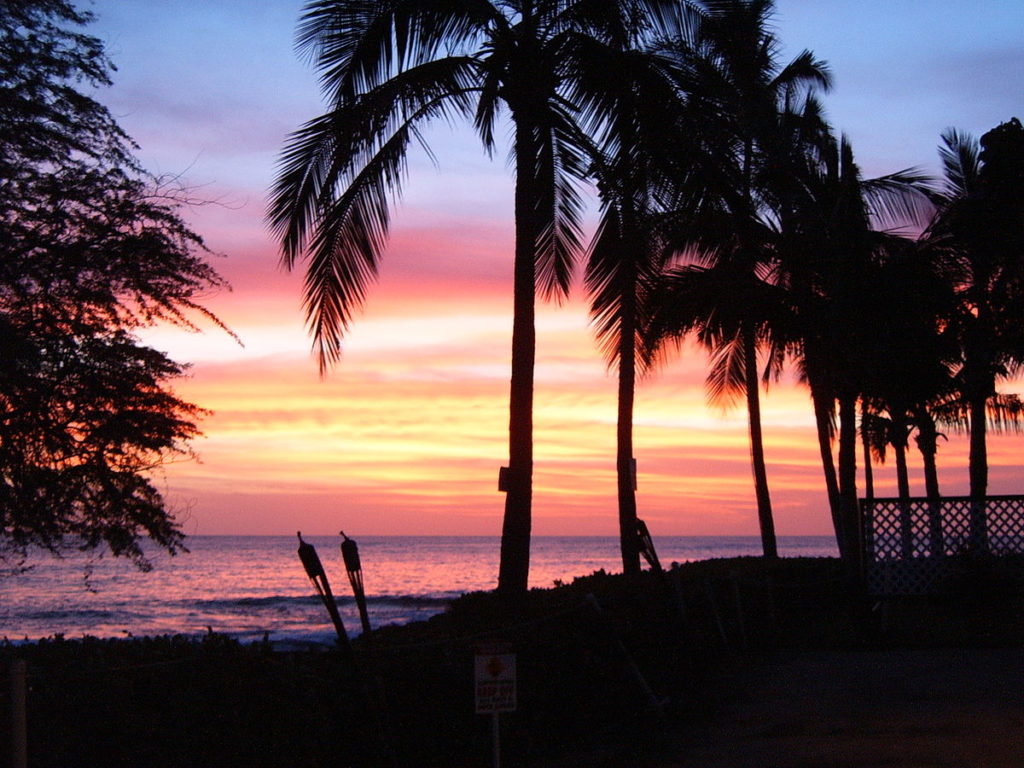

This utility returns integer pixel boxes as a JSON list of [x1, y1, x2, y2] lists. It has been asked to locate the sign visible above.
[[474, 651, 516, 713]]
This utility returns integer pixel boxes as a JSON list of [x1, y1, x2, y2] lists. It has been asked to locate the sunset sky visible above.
[[87, 1, 1024, 539]]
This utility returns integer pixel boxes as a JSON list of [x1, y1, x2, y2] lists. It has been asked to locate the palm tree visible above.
[[647, 0, 830, 559], [780, 132, 934, 562], [582, 7, 700, 573], [268, 0, 672, 597], [587, 173, 658, 575], [856, 242, 959, 501], [925, 390, 1024, 494], [923, 119, 1024, 502]]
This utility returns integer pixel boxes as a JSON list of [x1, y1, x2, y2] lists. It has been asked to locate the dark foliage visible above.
[[5, 558, 1023, 767], [0, 1, 229, 570]]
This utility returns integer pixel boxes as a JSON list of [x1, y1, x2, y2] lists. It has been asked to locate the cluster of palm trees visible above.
[[269, 0, 1023, 597]]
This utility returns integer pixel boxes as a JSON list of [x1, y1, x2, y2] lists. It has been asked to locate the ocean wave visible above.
[[15, 608, 131, 622], [189, 595, 320, 610]]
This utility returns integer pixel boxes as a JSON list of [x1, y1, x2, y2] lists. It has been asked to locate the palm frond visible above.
[[268, 56, 478, 370], [859, 408, 891, 464], [585, 212, 630, 363], [298, 0, 493, 102], [987, 393, 1024, 434], [938, 127, 980, 199], [472, 57, 503, 155], [642, 263, 703, 363], [269, 55, 477, 261], [705, 332, 746, 409], [861, 170, 936, 231], [297, 117, 410, 370], [649, 0, 704, 44], [268, 111, 339, 268], [532, 101, 590, 300], [772, 49, 832, 96]]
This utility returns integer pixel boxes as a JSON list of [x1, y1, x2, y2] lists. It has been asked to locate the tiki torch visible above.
[[341, 531, 372, 635], [297, 532, 353, 657]]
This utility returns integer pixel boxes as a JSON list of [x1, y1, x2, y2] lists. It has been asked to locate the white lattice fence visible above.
[[861, 496, 1024, 595]]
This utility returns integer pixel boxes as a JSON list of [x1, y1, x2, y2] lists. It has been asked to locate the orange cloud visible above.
[[147, 192, 1023, 543]]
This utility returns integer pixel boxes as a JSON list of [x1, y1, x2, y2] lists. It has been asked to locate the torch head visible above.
[[297, 532, 325, 580]]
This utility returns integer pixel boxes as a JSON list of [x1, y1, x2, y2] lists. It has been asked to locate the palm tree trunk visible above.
[[811, 383, 844, 556], [915, 412, 944, 557], [837, 392, 861, 572], [965, 300, 994, 502], [968, 391, 989, 553], [893, 434, 915, 559], [861, 400, 874, 503], [915, 414, 941, 499], [963, 303, 994, 551], [968, 393, 989, 499], [617, 271, 641, 574], [737, 133, 776, 559], [893, 439, 910, 500], [497, 131, 537, 598], [744, 325, 777, 559]]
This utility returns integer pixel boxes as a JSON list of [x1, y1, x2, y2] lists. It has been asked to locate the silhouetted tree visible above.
[[780, 131, 932, 561], [922, 388, 1024, 496], [0, 1, 230, 571], [647, 0, 831, 558], [269, 0, 673, 596], [583, 4, 700, 573], [924, 119, 1024, 501], [856, 246, 959, 502]]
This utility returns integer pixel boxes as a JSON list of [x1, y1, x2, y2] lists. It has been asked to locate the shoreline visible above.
[[2, 537, 840, 643]]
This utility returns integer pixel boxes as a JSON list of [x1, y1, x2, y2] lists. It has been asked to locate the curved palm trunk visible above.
[[744, 325, 777, 559], [617, 271, 641, 574], [737, 132, 777, 559], [810, 381, 844, 554], [497, 129, 538, 598], [815, 397, 839, 552]]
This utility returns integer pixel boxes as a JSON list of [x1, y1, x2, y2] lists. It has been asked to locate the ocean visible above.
[[2, 535, 837, 646]]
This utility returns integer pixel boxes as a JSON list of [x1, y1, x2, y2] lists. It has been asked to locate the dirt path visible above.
[[669, 648, 1024, 767]]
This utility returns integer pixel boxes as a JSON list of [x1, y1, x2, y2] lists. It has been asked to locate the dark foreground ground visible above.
[[668, 647, 1024, 768], [4, 557, 1023, 767]]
